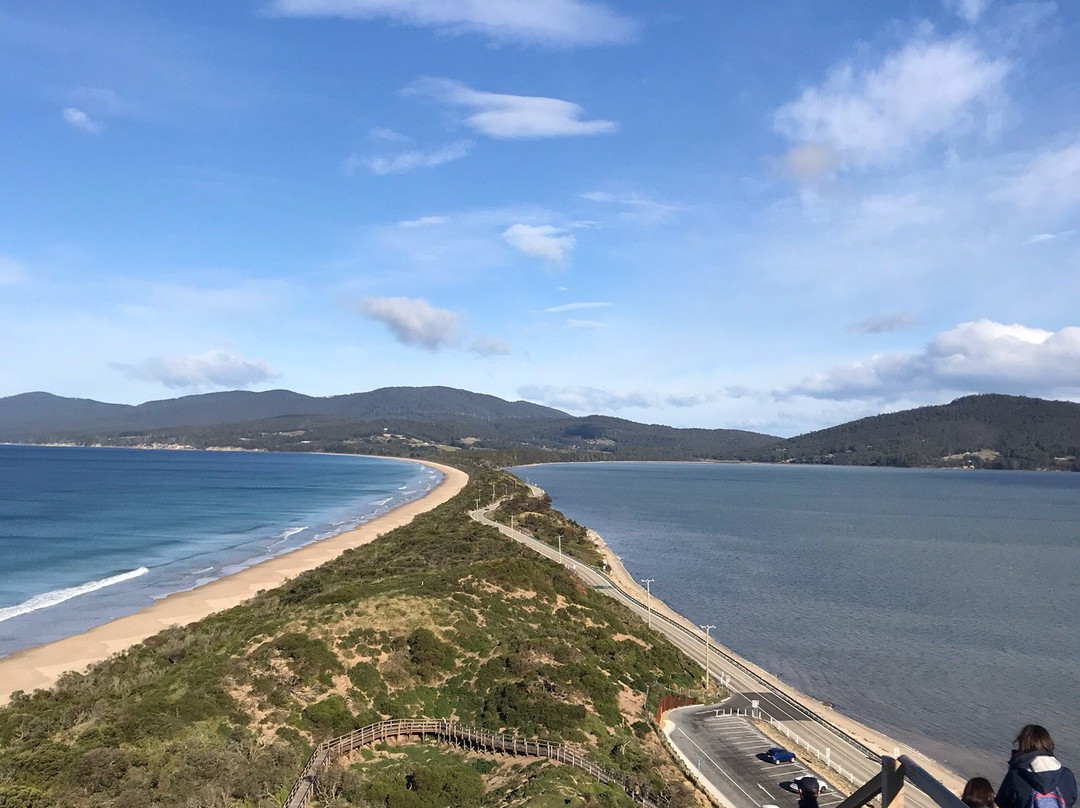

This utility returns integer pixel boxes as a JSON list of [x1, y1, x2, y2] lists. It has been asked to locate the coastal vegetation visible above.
[[0, 462, 709, 808]]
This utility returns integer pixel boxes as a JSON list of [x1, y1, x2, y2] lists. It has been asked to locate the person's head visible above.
[[799, 778, 820, 796], [1015, 725, 1055, 756], [961, 777, 995, 808]]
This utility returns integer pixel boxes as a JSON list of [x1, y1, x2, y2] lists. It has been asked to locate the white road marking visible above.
[[673, 726, 761, 807]]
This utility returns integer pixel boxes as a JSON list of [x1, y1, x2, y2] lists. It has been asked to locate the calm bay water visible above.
[[513, 462, 1080, 780], [0, 445, 440, 658]]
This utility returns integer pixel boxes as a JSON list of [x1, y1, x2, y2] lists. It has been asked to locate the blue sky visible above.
[[2, 0, 1079, 436]]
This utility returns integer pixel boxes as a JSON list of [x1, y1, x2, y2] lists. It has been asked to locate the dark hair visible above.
[[1015, 725, 1055, 756], [962, 777, 995, 808]]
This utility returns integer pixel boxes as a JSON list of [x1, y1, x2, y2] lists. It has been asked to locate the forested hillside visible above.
[[740, 395, 1080, 470]]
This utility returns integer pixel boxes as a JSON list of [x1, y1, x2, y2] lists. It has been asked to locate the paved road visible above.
[[667, 705, 844, 808], [470, 504, 945, 808]]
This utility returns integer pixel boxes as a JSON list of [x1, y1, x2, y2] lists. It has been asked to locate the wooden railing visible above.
[[283, 718, 666, 808], [835, 755, 967, 808]]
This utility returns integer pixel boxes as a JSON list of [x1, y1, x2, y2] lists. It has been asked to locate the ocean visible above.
[[512, 462, 1080, 781], [0, 445, 441, 658]]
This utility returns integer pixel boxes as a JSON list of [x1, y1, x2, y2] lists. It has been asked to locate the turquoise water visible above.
[[513, 462, 1080, 779], [0, 445, 440, 657]]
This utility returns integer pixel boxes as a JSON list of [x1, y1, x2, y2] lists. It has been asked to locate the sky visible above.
[[2, 0, 1079, 437]]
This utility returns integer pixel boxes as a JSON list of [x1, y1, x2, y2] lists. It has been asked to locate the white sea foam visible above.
[[0, 567, 150, 623], [266, 526, 307, 550]]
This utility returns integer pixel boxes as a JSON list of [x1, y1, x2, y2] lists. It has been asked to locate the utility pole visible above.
[[491, 482, 496, 504], [641, 579, 655, 628], [700, 624, 716, 691], [558, 533, 562, 562]]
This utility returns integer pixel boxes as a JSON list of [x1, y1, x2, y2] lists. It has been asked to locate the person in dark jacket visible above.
[[797, 776, 820, 808], [996, 725, 1077, 808]]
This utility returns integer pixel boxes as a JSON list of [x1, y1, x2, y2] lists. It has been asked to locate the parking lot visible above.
[[666, 705, 845, 808]]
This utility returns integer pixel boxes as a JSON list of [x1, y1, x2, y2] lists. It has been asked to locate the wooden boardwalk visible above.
[[283, 718, 666, 808]]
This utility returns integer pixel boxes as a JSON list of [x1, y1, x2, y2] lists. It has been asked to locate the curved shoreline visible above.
[[0, 457, 468, 706]]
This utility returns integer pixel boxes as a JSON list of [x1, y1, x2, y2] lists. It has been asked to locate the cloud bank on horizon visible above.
[[1, 0, 1079, 436]]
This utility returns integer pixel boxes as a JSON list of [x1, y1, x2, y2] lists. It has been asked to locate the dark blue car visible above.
[[765, 747, 797, 764]]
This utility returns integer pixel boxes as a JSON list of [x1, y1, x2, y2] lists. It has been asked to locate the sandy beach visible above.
[[0, 458, 468, 706]]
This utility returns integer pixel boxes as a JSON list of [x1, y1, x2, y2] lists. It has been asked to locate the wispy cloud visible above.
[[1028, 230, 1077, 244], [503, 224, 575, 262], [268, 0, 636, 47], [781, 320, 1080, 400], [849, 312, 917, 334], [1000, 142, 1080, 211], [470, 335, 510, 356], [361, 140, 473, 175], [357, 296, 459, 349], [566, 319, 605, 329], [519, 384, 712, 413], [369, 126, 411, 143], [945, 0, 989, 24], [544, 301, 611, 313], [62, 107, 101, 134], [580, 191, 680, 223], [774, 36, 1009, 176], [408, 77, 617, 139], [113, 350, 279, 389], [398, 215, 448, 228], [519, 384, 652, 413]]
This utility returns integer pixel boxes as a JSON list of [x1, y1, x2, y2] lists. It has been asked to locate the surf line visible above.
[[0, 567, 150, 623]]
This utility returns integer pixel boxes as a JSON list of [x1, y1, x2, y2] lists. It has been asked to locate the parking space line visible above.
[[673, 726, 762, 808]]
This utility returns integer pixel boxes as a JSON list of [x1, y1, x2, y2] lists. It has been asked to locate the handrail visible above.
[[282, 718, 666, 808], [834, 756, 967, 808]]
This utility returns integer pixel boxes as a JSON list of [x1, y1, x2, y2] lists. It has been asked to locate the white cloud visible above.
[[363, 140, 473, 175], [357, 296, 459, 349], [1028, 230, 1077, 244], [544, 301, 611, 313], [370, 126, 411, 143], [470, 335, 510, 356], [1000, 142, 1080, 210], [408, 77, 617, 139], [566, 319, 605, 329], [517, 384, 714, 413], [113, 350, 279, 390], [783, 320, 1080, 400], [580, 190, 680, 222], [269, 0, 636, 47], [398, 215, 448, 228], [849, 312, 917, 334], [62, 107, 101, 134], [503, 223, 575, 262], [0, 256, 27, 285], [945, 0, 989, 23], [776, 144, 840, 182], [518, 384, 653, 413], [774, 37, 1009, 173]]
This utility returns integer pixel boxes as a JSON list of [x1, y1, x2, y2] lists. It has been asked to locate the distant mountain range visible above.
[[0, 387, 564, 437], [1, 387, 1077, 470]]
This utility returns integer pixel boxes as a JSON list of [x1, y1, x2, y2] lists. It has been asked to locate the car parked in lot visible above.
[[791, 774, 830, 793], [764, 747, 797, 764]]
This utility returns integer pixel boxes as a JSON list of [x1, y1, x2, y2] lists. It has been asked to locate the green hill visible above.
[[741, 394, 1080, 470]]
